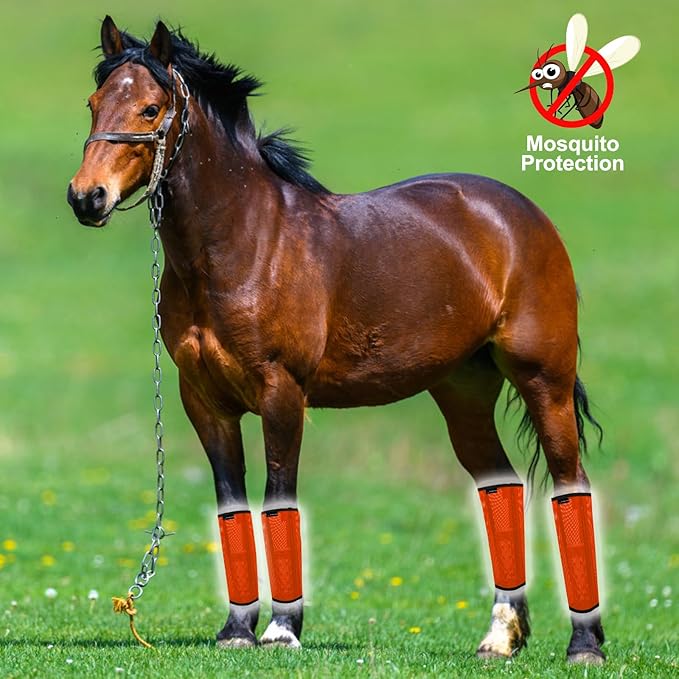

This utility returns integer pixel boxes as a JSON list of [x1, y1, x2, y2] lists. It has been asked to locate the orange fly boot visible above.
[[262, 508, 303, 604], [552, 492, 600, 613], [218, 511, 259, 606], [478, 483, 526, 591]]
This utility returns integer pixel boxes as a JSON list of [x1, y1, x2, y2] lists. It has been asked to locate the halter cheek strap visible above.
[[84, 105, 176, 146], [83, 68, 188, 211]]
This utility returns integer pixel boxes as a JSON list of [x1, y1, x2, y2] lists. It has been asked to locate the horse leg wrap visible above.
[[478, 483, 526, 592], [552, 492, 600, 614], [218, 511, 259, 606], [262, 508, 303, 605]]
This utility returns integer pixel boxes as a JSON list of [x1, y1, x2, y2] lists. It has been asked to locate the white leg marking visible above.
[[260, 620, 301, 649], [476, 603, 525, 658]]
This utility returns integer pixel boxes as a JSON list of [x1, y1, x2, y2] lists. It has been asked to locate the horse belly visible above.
[[307, 315, 485, 407], [307, 362, 458, 407]]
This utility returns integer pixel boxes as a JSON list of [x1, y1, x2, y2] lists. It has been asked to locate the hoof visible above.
[[260, 620, 302, 649], [567, 615, 605, 664], [216, 636, 257, 649], [476, 649, 510, 660], [567, 649, 606, 665], [475, 602, 528, 658]]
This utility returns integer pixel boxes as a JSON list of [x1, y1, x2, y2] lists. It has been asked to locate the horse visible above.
[[68, 17, 606, 664]]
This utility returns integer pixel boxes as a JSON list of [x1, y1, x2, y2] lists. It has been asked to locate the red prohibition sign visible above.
[[529, 43, 614, 128]]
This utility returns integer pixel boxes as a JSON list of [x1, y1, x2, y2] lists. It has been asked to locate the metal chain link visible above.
[[126, 72, 191, 601]]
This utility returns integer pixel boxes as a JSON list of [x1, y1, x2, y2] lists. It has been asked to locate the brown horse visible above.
[[68, 17, 606, 664]]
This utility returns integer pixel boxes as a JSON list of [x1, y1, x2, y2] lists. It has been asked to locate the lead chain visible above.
[[123, 71, 190, 602], [126, 186, 169, 601]]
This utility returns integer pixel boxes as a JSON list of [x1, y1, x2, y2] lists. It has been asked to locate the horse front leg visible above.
[[179, 378, 259, 647], [257, 366, 305, 648]]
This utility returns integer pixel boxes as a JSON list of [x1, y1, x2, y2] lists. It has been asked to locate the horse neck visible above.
[[159, 101, 282, 279]]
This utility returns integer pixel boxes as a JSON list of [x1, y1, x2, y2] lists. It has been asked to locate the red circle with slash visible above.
[[529, 43, 614, 128]]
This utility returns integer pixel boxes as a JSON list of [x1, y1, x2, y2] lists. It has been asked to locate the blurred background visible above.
[[0, 0, 676, 675]]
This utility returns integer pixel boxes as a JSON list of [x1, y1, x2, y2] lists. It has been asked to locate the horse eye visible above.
[[142, 105, 160, 120]]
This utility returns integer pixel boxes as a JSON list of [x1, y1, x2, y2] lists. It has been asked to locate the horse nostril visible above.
[[67, 183, 77, 208], [90, 185, 108, 211]]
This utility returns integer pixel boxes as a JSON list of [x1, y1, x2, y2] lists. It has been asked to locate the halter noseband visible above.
[[83, 67, 190, 211]]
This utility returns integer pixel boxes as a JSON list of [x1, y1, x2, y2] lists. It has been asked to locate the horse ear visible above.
[[149, 20, 173, 66], [101, 15, 123, 57]]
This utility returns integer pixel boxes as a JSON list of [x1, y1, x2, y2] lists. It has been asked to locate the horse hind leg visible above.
[[429, 350, 530, 659], [492, 335, 605, 664]]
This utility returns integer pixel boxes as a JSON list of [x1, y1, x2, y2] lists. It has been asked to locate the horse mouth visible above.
[[77, 203, 118, 228], [78, 212, 111, 228]]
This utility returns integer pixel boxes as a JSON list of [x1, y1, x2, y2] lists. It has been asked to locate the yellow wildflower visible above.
[[41, 490, 56, 506], [62, 541, 75, 552], [409, 626, 422, 634], [2, 539, 17, 551], [354, 577, 365, 588], [455, 600, 468, 609], [350, 591, 360, 600], [390, 576, 403, 587], [204, 542, 219, 553], [41, 555, 56, 567]]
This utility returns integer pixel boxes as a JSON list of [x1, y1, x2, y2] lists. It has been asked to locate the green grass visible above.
[[1, 0, 678, 676]]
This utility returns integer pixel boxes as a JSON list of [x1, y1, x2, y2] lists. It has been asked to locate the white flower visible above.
[[44, 588, 58, 599], [88, 589, 99, 601], [650, 598, 658, 608], [662, 586, 672, 598], [66, 658, 73, 664]]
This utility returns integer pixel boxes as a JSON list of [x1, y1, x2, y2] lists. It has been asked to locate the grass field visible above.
[[1, 0, 677, 676]]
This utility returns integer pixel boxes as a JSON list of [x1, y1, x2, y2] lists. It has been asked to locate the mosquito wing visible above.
[[584, 35, 641, 76], [566, 13, 588, 71]]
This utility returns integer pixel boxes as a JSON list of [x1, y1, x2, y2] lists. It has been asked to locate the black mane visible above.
[[94, 26, 328, 194]]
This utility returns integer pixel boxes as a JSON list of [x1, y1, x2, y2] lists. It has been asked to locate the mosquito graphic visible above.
[[517, 14, 640, 128]]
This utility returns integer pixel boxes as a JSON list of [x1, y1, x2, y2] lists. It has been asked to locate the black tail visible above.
[[506, 374, 603, 495]]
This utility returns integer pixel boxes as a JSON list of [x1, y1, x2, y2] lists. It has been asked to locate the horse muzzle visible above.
[[67, 183, 118, 227]]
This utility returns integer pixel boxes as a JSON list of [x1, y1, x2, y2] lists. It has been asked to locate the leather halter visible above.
[[83, 68, 189, 210]]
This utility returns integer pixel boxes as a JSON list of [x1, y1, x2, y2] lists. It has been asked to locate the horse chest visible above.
[[171, 324, 258, 413]]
